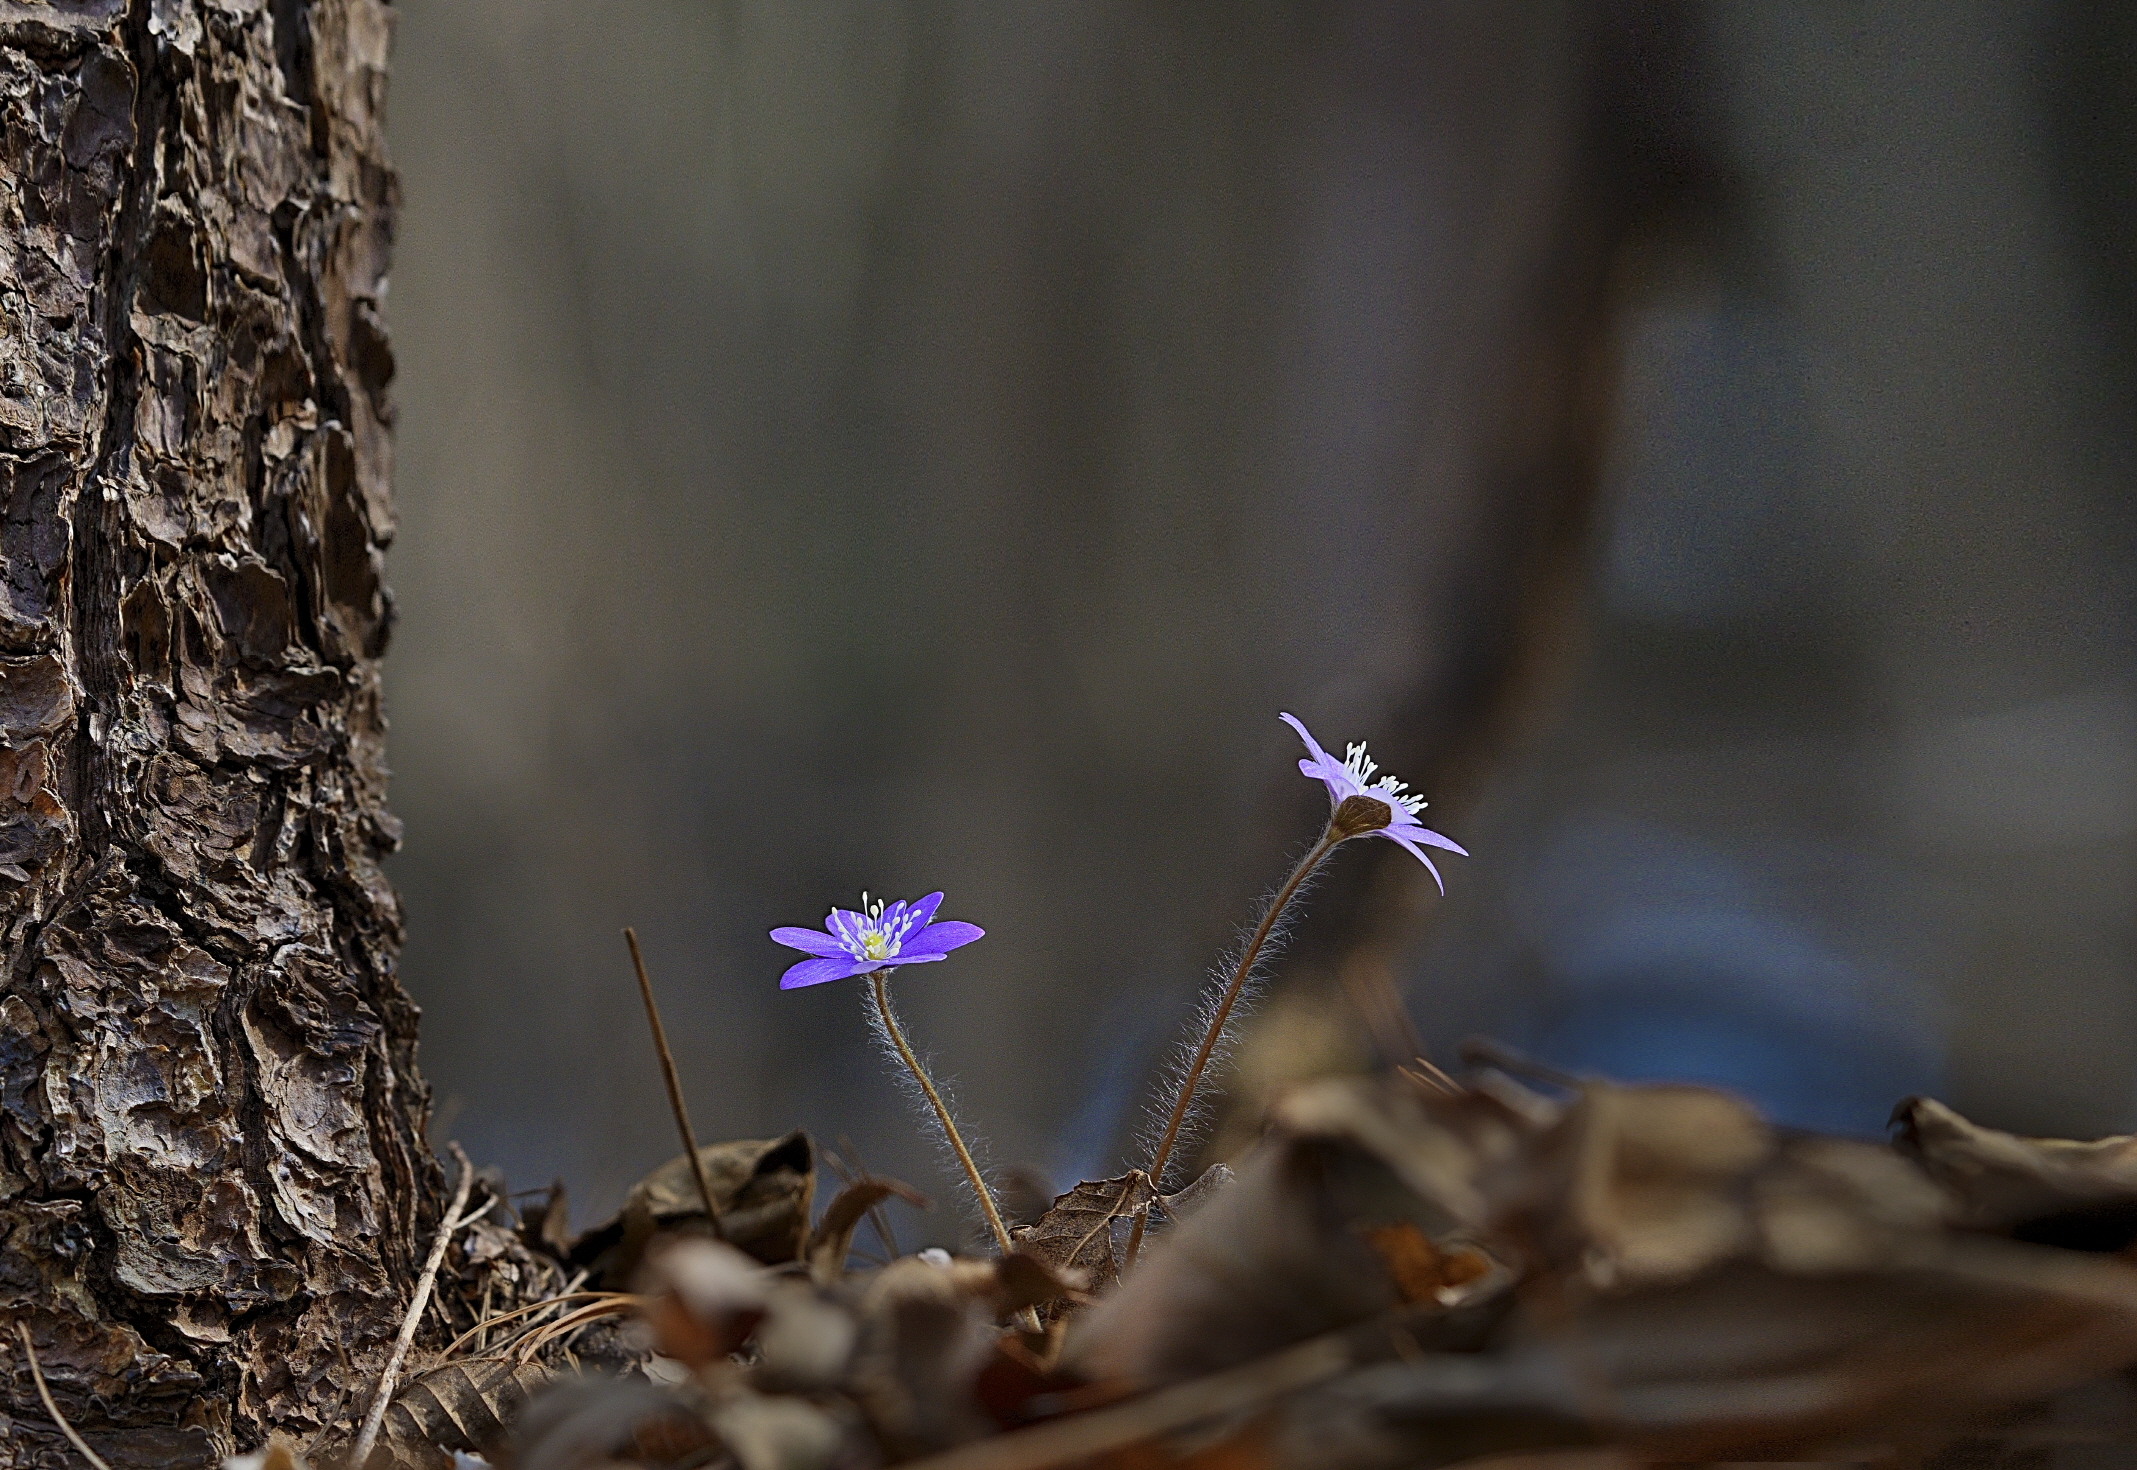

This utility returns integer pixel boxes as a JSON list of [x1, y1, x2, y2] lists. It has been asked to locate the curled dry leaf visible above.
[[809, 1175, 930, 1283], [1160, 1163, 1235, 1225], [756, 1279, 863, 1393], [989, 1252, 1087, 1317], [1893, 1094, 2137, 1248], [1071, 1138, 1502, 1390], [575, 1131, 817, 1285], [378, 1358, 556, 1468], [834, 1247, 1087, 1457], [1360, 1224, 1492, 1307], [704, 1392, 856, 1470]]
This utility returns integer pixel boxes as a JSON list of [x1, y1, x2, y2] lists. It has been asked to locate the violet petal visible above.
[[1386, 834, 1447, 895], [770, 926, 848, 957], [1387, 821, 1468, 856], [779, 955, 867, 990], [899, 920, 984, 957], [1279, 711, 1332, 768]]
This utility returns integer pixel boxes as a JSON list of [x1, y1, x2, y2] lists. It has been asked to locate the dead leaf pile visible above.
[[332, 1066, 2137, 1470]]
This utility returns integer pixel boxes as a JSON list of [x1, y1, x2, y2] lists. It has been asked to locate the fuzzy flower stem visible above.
[[1127, 805, 1377, 1269], [868, 968, 1017, 1258]]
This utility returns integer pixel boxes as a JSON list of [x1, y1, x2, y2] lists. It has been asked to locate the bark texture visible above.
[[0, 1, 430, 1464]]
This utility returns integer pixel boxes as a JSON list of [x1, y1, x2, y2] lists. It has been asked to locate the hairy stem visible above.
[[1127, 820, 1347, 1268], [869, 968, 1017, 1257]]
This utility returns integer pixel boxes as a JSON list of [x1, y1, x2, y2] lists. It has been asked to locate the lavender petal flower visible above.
[[771, 890, 984, 989], [1280, 711, 1469, 890]]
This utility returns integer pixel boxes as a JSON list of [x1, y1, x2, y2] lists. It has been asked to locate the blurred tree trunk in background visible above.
[[0, 2, 430, 1465]]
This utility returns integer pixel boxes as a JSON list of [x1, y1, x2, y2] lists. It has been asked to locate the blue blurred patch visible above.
[[1505, 816, 1948, 1136]]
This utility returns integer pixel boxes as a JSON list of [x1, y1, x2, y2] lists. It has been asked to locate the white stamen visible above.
[[846, 891, 902, 962], [1341, 740, 1427, 817]]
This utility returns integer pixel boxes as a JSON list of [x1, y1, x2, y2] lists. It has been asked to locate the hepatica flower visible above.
[[773, 891, 1020, 1273], [1280, 712, 1468, 891], [770, 892, 984, 990]]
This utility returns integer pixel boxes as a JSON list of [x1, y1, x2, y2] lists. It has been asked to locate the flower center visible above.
[[1342, 741, 1427, 817], [843, 892, 904, 963]]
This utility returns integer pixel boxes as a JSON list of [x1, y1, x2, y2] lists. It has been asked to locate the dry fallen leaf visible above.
[[465, 1073, 2137, 1470], [1894, 1094, 2137, 1248], [505, 1376, 718, 1470], [1361, 1224, 1490, 1306], [575, 1131, 817, 1285], [1012, 1164, 1237, 1294], [379, 1358, 556, 1468], [1012, 1173, 1155, 1285], [1062, 1074, 2137, 1469]]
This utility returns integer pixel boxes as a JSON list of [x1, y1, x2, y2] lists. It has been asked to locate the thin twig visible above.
[[474, 1275, 495, 1353], [1338, 953, 1426, 1070], [1457, 1036, 1583, 1091], [350, 1143, 480, 1470], [838, 1132, 903, 1259], [625, 927, 728, 1240], [17, 1322, 115, 1470]]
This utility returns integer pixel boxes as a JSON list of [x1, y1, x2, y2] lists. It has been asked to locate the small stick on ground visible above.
[[624, 927, 727, 1240], [349, 1143, 481, 1470], [17, 1321, 115, 1470]]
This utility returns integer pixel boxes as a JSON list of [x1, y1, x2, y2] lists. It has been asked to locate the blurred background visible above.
[[379, 1, 2136, 1237]]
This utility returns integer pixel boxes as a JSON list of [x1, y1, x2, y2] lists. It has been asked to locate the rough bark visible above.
[[0, 1, 432, 1465]]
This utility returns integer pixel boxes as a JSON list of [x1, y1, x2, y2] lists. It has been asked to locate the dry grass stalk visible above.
[[441, 1287, 610, 1361]]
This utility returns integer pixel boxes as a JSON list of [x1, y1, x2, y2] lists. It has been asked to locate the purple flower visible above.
[[771, 891, 985, 990], [1281, 712, 1468, 892]]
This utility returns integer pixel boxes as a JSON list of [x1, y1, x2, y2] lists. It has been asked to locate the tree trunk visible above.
[[0, 2, 432, 1465]]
